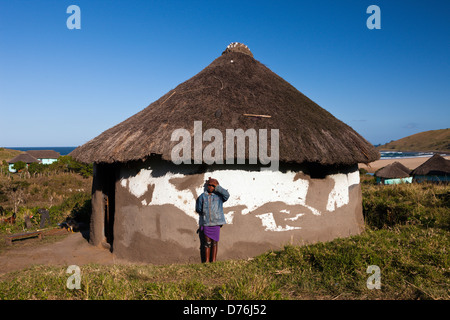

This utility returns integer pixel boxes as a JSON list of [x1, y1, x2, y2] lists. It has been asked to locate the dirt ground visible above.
[[358, 155, 450, 173], [0, 229, 125, 276]]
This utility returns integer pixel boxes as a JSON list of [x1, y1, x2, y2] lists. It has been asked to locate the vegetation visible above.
[[377, 128, 450, 152], [0, 174, 448, 300], [0, 148, 22, 164], [0, 154, 92, 235]]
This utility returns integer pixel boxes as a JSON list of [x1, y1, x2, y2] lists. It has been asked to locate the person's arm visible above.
[[214, 185, 230, 202], [195, 195, 204, 214]]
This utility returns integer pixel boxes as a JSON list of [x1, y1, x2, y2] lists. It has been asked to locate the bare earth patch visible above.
[[0, 230, 124, 275]]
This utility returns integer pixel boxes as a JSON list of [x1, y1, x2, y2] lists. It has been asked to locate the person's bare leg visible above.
[[204, 235, 212, 263], [211, 241, 218, 262]]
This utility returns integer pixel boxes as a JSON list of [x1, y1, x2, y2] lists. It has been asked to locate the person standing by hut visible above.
[[196, 178, 230, 262]]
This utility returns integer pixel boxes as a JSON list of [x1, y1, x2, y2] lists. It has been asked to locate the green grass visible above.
[[0, 181, 448, 300]]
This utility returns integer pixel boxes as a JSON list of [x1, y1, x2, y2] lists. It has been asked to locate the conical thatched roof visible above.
[[70, 43, 379, 166], [411, 154, 450, 176], [375, 161, 411, 178]]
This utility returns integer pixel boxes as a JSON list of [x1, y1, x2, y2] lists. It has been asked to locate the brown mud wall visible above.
[[101, 160, 364, 264]]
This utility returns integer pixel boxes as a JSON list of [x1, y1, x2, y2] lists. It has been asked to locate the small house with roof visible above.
[[8, 153, 39, 173], [374, 161, 412, 184], [411, 154, 450, 183], [25, 150, 60, 165]]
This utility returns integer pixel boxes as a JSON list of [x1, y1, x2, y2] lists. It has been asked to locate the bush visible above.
[[49, 192, 91, 224], [12, 161, 26, 172], [51, 156, 93, 178]]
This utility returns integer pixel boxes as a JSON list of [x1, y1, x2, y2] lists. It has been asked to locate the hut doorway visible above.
[[102, 165, 116, 248], [90, 163, 118, 249]]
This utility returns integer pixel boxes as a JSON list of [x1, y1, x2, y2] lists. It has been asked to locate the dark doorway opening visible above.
[[102, 165, 116, 250]]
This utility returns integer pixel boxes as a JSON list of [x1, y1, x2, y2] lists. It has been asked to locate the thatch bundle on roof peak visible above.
[[222, 42, 253, 57]]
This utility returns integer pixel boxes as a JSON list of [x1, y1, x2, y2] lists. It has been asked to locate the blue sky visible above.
[[0, 0, 449, 147]]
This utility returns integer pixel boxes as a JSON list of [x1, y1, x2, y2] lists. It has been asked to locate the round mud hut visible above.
[[375, 161, 412, 184], [70, 43, 379, 264], [411, 154, 450, 183]]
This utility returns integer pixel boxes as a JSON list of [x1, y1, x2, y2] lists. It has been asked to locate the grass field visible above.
[[0, 180, 448, 300]]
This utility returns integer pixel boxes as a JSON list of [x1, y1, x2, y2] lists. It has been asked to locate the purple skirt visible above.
[[201, 225, 221, 242]]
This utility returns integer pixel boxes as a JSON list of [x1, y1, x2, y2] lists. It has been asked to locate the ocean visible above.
[[5, 147, 77, 156], [5, 147, 445, 159], [379, 151, 441, 159]]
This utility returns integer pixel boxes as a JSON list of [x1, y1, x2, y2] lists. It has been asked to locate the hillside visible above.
[[378, 129, 450, 153], [0, 148, 23, 163]]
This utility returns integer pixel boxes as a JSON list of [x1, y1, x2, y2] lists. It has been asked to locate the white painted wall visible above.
[[119, 166, 360, 232]]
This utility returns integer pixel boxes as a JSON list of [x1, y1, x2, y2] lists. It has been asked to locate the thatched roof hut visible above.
[[411, 154, 450, 183], [7, 153, 40, 173], [70, 43, 378, 166], [374, 161, 412, 185], [375, 161, 411, 179], [70, 43, 379, 264], [8, 153, 39, 164], [411, 154, 450, 176]]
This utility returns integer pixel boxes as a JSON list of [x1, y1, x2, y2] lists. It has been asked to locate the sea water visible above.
[[379, 151, 437, 159]]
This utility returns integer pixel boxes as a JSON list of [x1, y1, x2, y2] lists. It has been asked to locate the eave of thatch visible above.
[[70, 45, 379, 166], [411, 154, 450, 176]]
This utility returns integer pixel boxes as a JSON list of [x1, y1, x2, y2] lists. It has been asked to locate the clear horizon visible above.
[[1, 1, 449, 147]]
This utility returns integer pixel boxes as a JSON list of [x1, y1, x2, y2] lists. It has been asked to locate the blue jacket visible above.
[[196, 185, 230, 226]]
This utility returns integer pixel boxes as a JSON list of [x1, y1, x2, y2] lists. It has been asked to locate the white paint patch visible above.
[[285, 213, 304, 221], [326, 173, 355, 212], [303, 204, 321, 216], [348, 170, 360, 187], [224, 211, 235, 224], [256, 213, 301, 232], [208, 170, 310, 215], [122, 169, 152, 198], [120, 167, 203, 220]]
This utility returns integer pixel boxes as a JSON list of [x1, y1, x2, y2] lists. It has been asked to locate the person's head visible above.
[[206, 178, 219, 193]]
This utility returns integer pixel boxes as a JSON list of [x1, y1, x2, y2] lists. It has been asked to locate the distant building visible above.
[[411, 154, 450, 183], [7, 150, 60, 172], [374, 161, 412, 184], [25, 150, 60, 165], [7, 153, 39, 173]]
